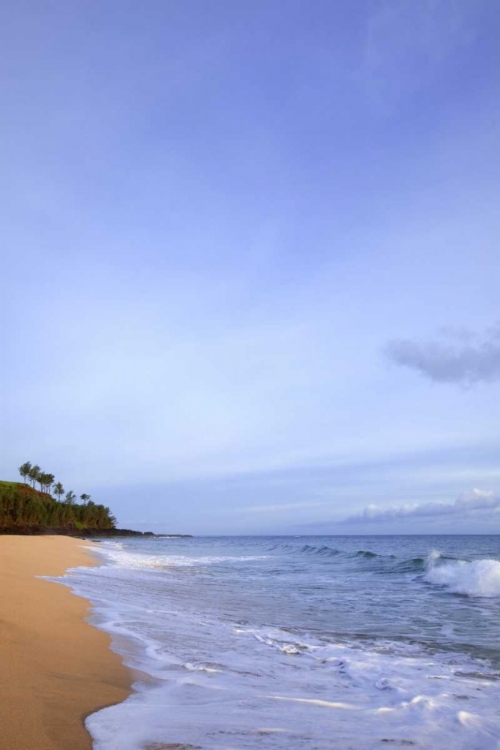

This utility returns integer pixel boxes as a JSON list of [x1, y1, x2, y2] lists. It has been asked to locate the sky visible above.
[[2, 0, 500, 534]]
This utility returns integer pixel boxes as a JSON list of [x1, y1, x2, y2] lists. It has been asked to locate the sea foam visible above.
[[425, 558, 500, 597], [55, 535, 500, 750]]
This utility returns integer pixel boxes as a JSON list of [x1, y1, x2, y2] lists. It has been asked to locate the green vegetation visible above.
[[0, 462, 116, 531]]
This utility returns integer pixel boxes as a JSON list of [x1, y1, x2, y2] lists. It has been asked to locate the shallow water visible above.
[[58, 536, 500, 749]]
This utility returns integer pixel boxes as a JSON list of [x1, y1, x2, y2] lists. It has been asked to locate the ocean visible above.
[[56, 535, 500, 749]]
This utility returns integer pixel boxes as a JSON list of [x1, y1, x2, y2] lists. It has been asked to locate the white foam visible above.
[[86, 627, 500, 750], [95, 545, 269, 570], [56, 539, 500, 750], [426, 548, 444, 566], [425, 558, 500, 597]]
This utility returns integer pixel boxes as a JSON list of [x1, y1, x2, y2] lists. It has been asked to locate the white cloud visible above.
[[345, 488, 499, 524], [385, 325, 500, 385]]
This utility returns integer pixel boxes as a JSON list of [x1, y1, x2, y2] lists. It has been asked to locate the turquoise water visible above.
[[60, 535, 500, 749]]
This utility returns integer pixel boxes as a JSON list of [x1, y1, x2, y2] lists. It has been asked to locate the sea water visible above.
[[57, 536, 500, 749]]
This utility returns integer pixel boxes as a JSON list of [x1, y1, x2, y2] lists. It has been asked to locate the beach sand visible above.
[[0, 535, 131, 750]]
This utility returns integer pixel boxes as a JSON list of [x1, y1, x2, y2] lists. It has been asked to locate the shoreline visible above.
[[0, 535, 132, 750]]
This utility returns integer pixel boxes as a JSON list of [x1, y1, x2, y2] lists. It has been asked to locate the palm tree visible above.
[[38, 473, 54, 494], [45, 473, 55, 494], [53, 482, 64, 502], [28, 465, 41, 489], [80, 493, 91, 503], [65, 491, 77, 505], [19, 461, 32, 484]]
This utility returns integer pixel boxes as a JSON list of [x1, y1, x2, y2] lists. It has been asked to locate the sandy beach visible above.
[[0, 535, 131, 750]]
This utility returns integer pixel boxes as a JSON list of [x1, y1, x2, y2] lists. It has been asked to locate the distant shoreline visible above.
[[0, 535, 131, 749], [0, 526, 193, 538]]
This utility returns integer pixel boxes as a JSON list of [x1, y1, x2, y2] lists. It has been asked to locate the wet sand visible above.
[[0, 535, 131, 750]]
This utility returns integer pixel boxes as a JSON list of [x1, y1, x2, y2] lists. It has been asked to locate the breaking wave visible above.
[[424, 558, 500, 598]]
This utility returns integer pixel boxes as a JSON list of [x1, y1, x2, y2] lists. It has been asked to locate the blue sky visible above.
[[2, 1, 500, 534]]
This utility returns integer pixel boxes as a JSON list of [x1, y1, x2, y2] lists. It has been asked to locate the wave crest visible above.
[[424, 559, 500, 597]]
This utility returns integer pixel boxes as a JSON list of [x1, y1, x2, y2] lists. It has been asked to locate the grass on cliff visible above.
[[0, 480, 115, 530]]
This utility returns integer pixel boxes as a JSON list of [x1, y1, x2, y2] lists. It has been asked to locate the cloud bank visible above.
[[385, 326, 500, 385], [344, 488, 499, 524]]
